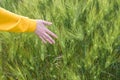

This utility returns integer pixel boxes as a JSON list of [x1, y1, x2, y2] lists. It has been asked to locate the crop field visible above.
[[0, 0, 120, 80]]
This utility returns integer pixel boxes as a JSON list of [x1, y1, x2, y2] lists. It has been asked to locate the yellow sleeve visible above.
[[0, 8, 36, 32]]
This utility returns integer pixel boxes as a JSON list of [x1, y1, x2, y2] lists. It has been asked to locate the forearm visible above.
[[0, 7, 36, 32]]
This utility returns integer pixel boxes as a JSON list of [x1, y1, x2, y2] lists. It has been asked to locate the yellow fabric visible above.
[[0, 8, 36, 32]]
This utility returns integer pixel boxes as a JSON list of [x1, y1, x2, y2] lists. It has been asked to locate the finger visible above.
[[38, 35, 47, 44], [41, 20, 52, 26], [42, 33, 55, 44], [45, 28, 58, 38]]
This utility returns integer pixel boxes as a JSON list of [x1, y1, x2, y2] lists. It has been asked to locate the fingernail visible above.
[[49, 41, 53, 44], [53, 41, 55, 44], [56, 36, 58, 38], [50, 22, 52, 24]]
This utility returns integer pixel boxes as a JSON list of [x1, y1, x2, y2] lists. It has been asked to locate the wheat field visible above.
[[0, 0, 120, 80]]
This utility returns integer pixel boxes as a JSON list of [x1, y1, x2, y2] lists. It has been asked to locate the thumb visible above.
[[40, 20, 52, 26]]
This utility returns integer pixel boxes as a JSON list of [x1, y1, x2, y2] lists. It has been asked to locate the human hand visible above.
[[35, 20, 57, 44]]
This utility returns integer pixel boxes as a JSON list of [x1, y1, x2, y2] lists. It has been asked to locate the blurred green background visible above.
[[0, 0, 120, 80]]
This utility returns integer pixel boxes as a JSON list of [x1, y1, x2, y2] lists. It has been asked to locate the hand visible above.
[[35, 20, 57, 44]]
